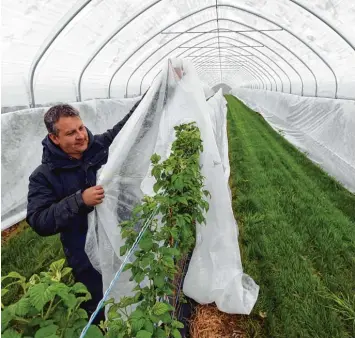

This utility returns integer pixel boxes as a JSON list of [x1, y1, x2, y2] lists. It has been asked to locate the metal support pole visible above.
[[28, 0, 92, 107], [77, 0, 161, 101]]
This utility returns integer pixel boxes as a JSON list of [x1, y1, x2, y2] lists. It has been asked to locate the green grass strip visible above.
[[226, 95, 355, 338]]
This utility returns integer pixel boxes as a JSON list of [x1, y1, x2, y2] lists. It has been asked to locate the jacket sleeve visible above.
[[95, 91, 147, 147], [26, 171, 93, 236]]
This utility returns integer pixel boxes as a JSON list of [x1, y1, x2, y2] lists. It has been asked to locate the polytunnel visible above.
[[1, 1, 355, 338]]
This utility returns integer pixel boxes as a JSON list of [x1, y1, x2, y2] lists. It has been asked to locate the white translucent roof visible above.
[[2, 0, 355, 108]]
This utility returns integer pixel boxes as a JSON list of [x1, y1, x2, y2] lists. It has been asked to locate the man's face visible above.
[[49, 116, 89, 157]]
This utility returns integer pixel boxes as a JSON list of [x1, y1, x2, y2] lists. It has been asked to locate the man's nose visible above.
[[76, 131, 85, 139]]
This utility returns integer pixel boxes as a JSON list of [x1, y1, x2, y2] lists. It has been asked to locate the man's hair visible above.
[[44, 104, 80, 135]]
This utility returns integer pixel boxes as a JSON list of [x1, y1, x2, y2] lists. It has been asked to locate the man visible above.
[[26, 97, 144, 323]]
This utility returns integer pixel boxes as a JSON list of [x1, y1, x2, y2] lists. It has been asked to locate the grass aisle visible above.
[[226, 95, 355, 338]]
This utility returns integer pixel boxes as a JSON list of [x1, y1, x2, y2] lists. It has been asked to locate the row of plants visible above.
[[2, 122, 210, 338]]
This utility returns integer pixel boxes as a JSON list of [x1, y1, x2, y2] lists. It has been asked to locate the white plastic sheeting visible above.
[[2, 0, 355, 109], [1, 98, 140, 230], [231, 88, 355, 193], [206, 89, 230, 182], [85, 59, 259, 315]]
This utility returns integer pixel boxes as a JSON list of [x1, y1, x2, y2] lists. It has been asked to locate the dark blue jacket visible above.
[[26, 99, 142, 274]]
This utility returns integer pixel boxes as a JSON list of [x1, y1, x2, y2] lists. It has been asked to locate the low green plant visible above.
[[102, 122, 210, 338], [1, 259, 102, 338]]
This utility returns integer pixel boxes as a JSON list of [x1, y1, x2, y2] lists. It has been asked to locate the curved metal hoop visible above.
[[112, 5, 334, 98], [188, 46, 275, 90], [29, 0, 92, 107], [194, 55, 265, 89]]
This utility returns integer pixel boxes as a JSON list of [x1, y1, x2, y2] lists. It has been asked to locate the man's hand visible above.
[[82, 186, 105, 206]]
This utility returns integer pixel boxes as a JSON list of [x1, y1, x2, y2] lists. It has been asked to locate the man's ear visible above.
[[49, 133, 60, 145]]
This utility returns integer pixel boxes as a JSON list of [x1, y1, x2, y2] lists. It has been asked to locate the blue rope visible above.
[[80, 207, 158, 338]]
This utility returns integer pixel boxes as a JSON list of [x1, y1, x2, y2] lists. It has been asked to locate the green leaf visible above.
[[149, 314, 160, 324], [46, 283, 68, 300], [134, 291, 143, 303], [152, 302, 171, 316], [131, 317, 145, 332], [34, 324, 58, 338], [136, 330, 152, 338], [130, 309, 144, 320], [122, 263, 133, 272], [28, 317, 43, 327], [61, 267, 72, 278], [119, 296, 137, 308], [153, 275, 165, 289], [71, 319, 88, 331], [14, 298, 31, 316], [28, 283, 50, 311], [103, 297, 115, 306], [1, 308, 13, 331], [203, 190, 211, 198], [2, 288, 9, 297], [173, 177, 184, 190], [153, 181, 164, 193], [134, 271, 145, 284], [49, 259, 66, 273], [133, 205, 144, 215], [106, 320, 124, 337], [170, 228, 179, 240], [51, 306, 67, 328], [155, 328, 166, 338], [140, 257, 151, 268], [2, 328, 22, 338], [49, 283, 78, 309], [85, 325, 104, 337], [160, 312, 172, 324], [160, 247, 180, 257], [71, 282, 89, 295], [75, 295, 91, 307], [162, 256, 174, 267], [139, 237, 153, 251], [150, 153, 161, 164], [108, 308, 121, 320], [61, 293, 77, 309], [143, 319, 154, 333], [29, 274, 41, 285], [63, 327, 76, 338], [172, 328, 182, 338], [178, 197, 188, 205], [120, 220, 132, 227], [172, 320, 184, 329], [162, 285, 174, 296], [2, 272, 25, 283], [120, 244, 128, 256], [76, 308, 88, 319], [40, 319, 55, 327]]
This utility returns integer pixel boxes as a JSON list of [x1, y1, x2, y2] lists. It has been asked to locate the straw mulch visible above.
[[190, 304, 251, 338]]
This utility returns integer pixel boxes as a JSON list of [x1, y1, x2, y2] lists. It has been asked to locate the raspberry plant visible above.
[[103, 122, 210, 338]]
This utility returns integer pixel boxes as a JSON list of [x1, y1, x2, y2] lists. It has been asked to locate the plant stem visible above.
[[14, 316, 30, 323], [44, 298, 55, 320]]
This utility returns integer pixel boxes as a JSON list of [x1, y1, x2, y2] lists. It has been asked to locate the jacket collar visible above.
[[42, 128, 95, 170]]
